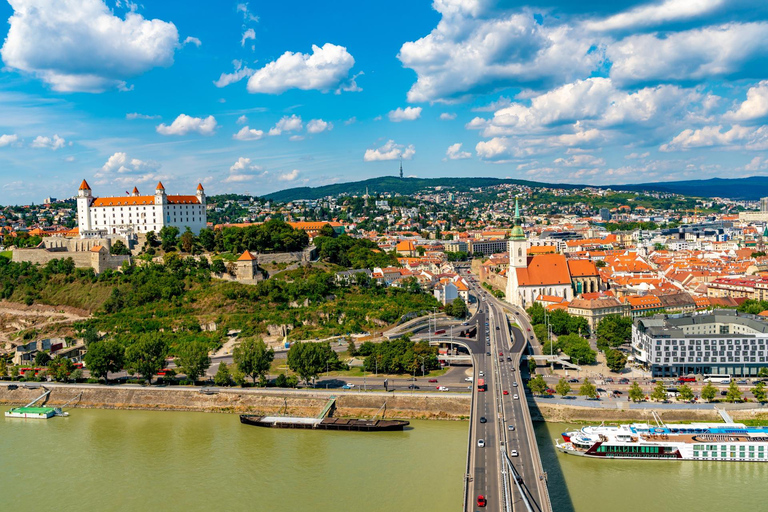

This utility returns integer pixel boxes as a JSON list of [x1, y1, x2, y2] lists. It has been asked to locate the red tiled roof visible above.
[[515, 254, 571, 286]]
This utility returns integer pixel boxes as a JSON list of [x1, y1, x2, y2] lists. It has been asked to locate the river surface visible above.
[[0, 407, 465, 512], [536, 422, 768, 512]]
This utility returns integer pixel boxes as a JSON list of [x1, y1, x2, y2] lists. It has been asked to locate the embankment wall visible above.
[[533, 402, 768, 423]]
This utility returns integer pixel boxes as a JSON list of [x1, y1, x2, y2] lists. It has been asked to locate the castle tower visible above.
[[196, 183, 206, 205], [130, 187, 140, 197], [154, 181, 167, 206], [77, 179, 93, 232]]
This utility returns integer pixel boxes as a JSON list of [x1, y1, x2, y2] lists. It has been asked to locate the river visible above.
[[0, 407, 465, 512], [536, 422, 768, 512]]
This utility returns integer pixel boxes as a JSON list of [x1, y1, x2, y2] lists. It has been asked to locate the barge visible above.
[[240, 415, 409, 431]]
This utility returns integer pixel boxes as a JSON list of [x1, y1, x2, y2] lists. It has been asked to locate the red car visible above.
[[477, 495, 487, 507], [428, 379, 438, 383], [503, 390, 509, 395], [499, 352, 503, 356]]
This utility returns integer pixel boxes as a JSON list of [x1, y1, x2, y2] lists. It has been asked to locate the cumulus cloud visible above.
[[226, 157, 264, 182], [247, 43, 358, 94], [364, 140, 416, 162], [241, 28, 256, 48], [585, 0, 727, 32], [95, 151, 163, 185], [183, 36, 201, 47], [440, 112, 457, 120], [268, 115, 303, 136], [724, 81, 768, 122], [625, 152, 650, 159], [126, 112, 160, 120], [156, 114, 217, 136], [214, 60, 255, 88], [554, 154, 606, 167], [388, 106, 422, 122], [307, 119, 333, 134], [745, 156, 768, 172], [237, 3, 259, 22], [0, 134, 19, 147], [660, 125, 768, 151], [31, 134, 66, 150], [1, 0, 179, 92], [278, 169, 300, 181], [237, 115, 248, 125], [445, 143, 472, 160], [232, 126, 265, 141]]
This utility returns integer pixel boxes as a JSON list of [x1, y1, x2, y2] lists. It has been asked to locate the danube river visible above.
[[536, 422, 768, 512], [1, 407, 465, 511]]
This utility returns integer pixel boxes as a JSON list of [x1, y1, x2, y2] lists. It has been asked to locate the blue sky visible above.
[[1, 0, 768, 204]]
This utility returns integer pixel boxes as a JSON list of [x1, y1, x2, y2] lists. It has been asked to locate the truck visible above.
[[477, 378, 487, 392]]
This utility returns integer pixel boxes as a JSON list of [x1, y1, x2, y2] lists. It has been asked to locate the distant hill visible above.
[[263, 175, 768, 202]]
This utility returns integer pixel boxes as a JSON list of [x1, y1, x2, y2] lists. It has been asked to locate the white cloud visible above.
[[364, 140, 415, 162], [745, 156, 768, 172], [445, 143, 472, 160], [225, 157, 264, 182], [214, 60, 255, 88], [289, 135, 305, 142], [0, 134, 19, 147], [95, 151, 163, 185], [473, 96, 512, 112], [232, 126, 265, 141], [268, 115, 303, 136], [661, 125, 768, 151], [585, 0, 726, 32], [1, 0, 179, 92], [247, 43, 358, 94], [278, 169, 300, 181], [608, 23, 768, 86], [237, 3, 259, 22], [439, 112, 457, 120], [724, 81, 768, 122], [183, 36, 201, 47], [344, 117, 357, 125], [126, 112, 160, 120], [237, 115, 248, 125], [307, 119, 333, 134], [30, 134, 66, 150], [241, 28, 256, 48], [156, 114, 217, 136], [398, 7, 602, 103], [553, 154, 606, 167], [625, 152, 650, 159], [388, 106, 422, 122]]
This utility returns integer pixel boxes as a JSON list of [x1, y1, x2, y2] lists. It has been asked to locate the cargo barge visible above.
[[240, 415, 409, 431]]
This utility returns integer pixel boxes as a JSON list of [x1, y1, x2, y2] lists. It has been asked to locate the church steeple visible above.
[[510, 197, 525, 241], [509, 197, 527, 268]]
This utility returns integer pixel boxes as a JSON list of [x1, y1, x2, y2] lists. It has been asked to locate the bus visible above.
[[703, 374, 731, 384], [477, 378, 487, 392]]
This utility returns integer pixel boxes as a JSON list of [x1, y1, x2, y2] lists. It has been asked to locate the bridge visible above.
[[463, 277, 553, 512]]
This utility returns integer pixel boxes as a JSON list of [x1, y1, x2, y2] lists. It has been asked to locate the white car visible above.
[[508, 425, 515, 431], [479, 371, 484, 377], [464, 377, 473, 382], [513, 394, 519, 400], [510, 450, 519, 457], [478, 439, 485, 447], [512, 382, 518, 387], [437, 386, 449, 391]]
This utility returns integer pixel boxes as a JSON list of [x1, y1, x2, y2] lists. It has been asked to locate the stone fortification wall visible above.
[[0, 385, 470, 420], [254, 246, 316, 265], [12, 248, 92, 267]]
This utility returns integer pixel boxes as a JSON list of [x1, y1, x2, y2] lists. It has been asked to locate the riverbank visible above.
[[0, 383, 471, 420]]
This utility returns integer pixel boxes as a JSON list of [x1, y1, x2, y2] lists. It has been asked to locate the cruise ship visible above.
[[556, 410, 768, 462]]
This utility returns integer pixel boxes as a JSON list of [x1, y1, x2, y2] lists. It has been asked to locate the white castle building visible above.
[[76, 179, 207, 237]]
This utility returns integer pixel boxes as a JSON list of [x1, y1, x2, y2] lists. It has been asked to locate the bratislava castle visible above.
[[76, 179, 207, 236]]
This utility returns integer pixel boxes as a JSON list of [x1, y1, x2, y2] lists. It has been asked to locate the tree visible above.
[[726, 380, 742, 402], [605, 349, 627, 372], [125, 334, 168, 384], [159, 226, 180, 252], [275, 373, 288, 387], [556, 334, 596, 365], [447, 297, 468, 319], [0, 358, 7, 378], [751, 381, 767, 403], [84, 339, 125, 383], [287, 341, 339, 386], [596, 315, 633, 350], [578, 380, 598, 399], [34, 351, 51, 366], [180, 228, 196, 253], [233, 338, 274, 385], [629, 381, 645, 402], [177, 341, 211, 383], [82, 327, 100, 347], [527, 357, 537, 374], [347, 340, 357, 357], [213, 362, 231, 386], [651, 381, 667, 401], [555, 377, 571, 397], [527, 374, 547, 395], [678, 384, 694, 402], [48, 356, 75, 382], [198, 228, 216, 252], [759, 367, 768, 378], [110, 240, 131, 255], [701, 382, 717, 402]]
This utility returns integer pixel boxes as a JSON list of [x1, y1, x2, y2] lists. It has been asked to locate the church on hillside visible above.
[[505, 199, 599, 308]]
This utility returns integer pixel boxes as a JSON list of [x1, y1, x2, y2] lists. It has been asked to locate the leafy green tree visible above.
[[230, 365, 246, 386], [34, 351, 51, 366], [198, 228, 216, 252], [527, 357, 537, 374], [233, 338, 274, 385], [288, 341, 340, 385], [605, 349, 627, 372], [159, 226, 180, 252], [556, 334, 596, 365], [447, 297, 468, 318], [596, 315, 633, 350], [347, 340, 357, 357], [211, 259, 226, 274], [527, 374, 547, 395], [82, 327, 100, 347], [145, 231, 159, 248], [701, 382, 717, 402], [751, 381, 767, 403], [49, 356, 75, 382], [10, 365, 20, 379], [177, 341, 211, 383], [275, 373, 288, 387], [0, 358, 7, 378], [578, 380, 597, 399], [629, 381, 645, 402], [125, 334, 169, 384], [69, 368, 83, 382], [555, 377, 571, 397], [84, 339, 125, 383], [759, 367, 768, 378], [651, 381, 667, 401], [180, 228, 196, 253], [726, 380, 742, 402], [213, 362, 231, 386], [110, 240, 131, 255], [678, 384, 694, 402]]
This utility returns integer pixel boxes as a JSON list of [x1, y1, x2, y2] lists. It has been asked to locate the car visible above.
[[503, 390, 509, 395], [479, 371, 484, 376], [530, 335, 534, 340], [499, 352, 503, 356], [428, 379, 438, 383], [613, 390, 623, 396], [464, 377, 473, 382], [477, 439, 485, 447], [407, 384, 420, 390], [341, 384, 353, 389], [510, 367, 516, 372], [605, 377, 614, 383], [486, 352, 491, 356], [510, 450, 519, 457], [477, 495, 487, 507], [462, 322, 468, 326], [506, 357, 511, 361], [619, 378, 630, 384], [480, 416, 487, 423], [486, 342, 490, 346], [508, 425, 515, 431], [527, 328, 531, 331], [721, 390, 728, 396], [513, 394, 519, 400], [737, 379, 748, 384], [437, 386, 449, 391], [496, 326, 500, 330], [546, 388, 555, 394], [568, 378, 579, 383], [650, 379, 657, 383], [512, 382, 518, 387], [7, 384, 18, 390]]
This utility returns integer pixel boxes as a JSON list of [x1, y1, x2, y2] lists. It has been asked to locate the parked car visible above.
[[605, 377, 614, 383], [464, 377, 473, 382]]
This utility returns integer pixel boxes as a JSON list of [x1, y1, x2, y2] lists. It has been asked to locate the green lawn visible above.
[[0, 250, 12, 259]]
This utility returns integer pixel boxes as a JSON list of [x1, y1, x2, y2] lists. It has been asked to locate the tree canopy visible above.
[[233, 338, 274, 384]]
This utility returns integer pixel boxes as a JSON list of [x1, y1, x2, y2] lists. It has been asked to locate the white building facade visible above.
[[77, 180, 207, 237]]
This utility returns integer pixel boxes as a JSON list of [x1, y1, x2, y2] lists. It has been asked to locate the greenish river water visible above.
[[0, 407, 465, 512], [536, 422, 768, 512]]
